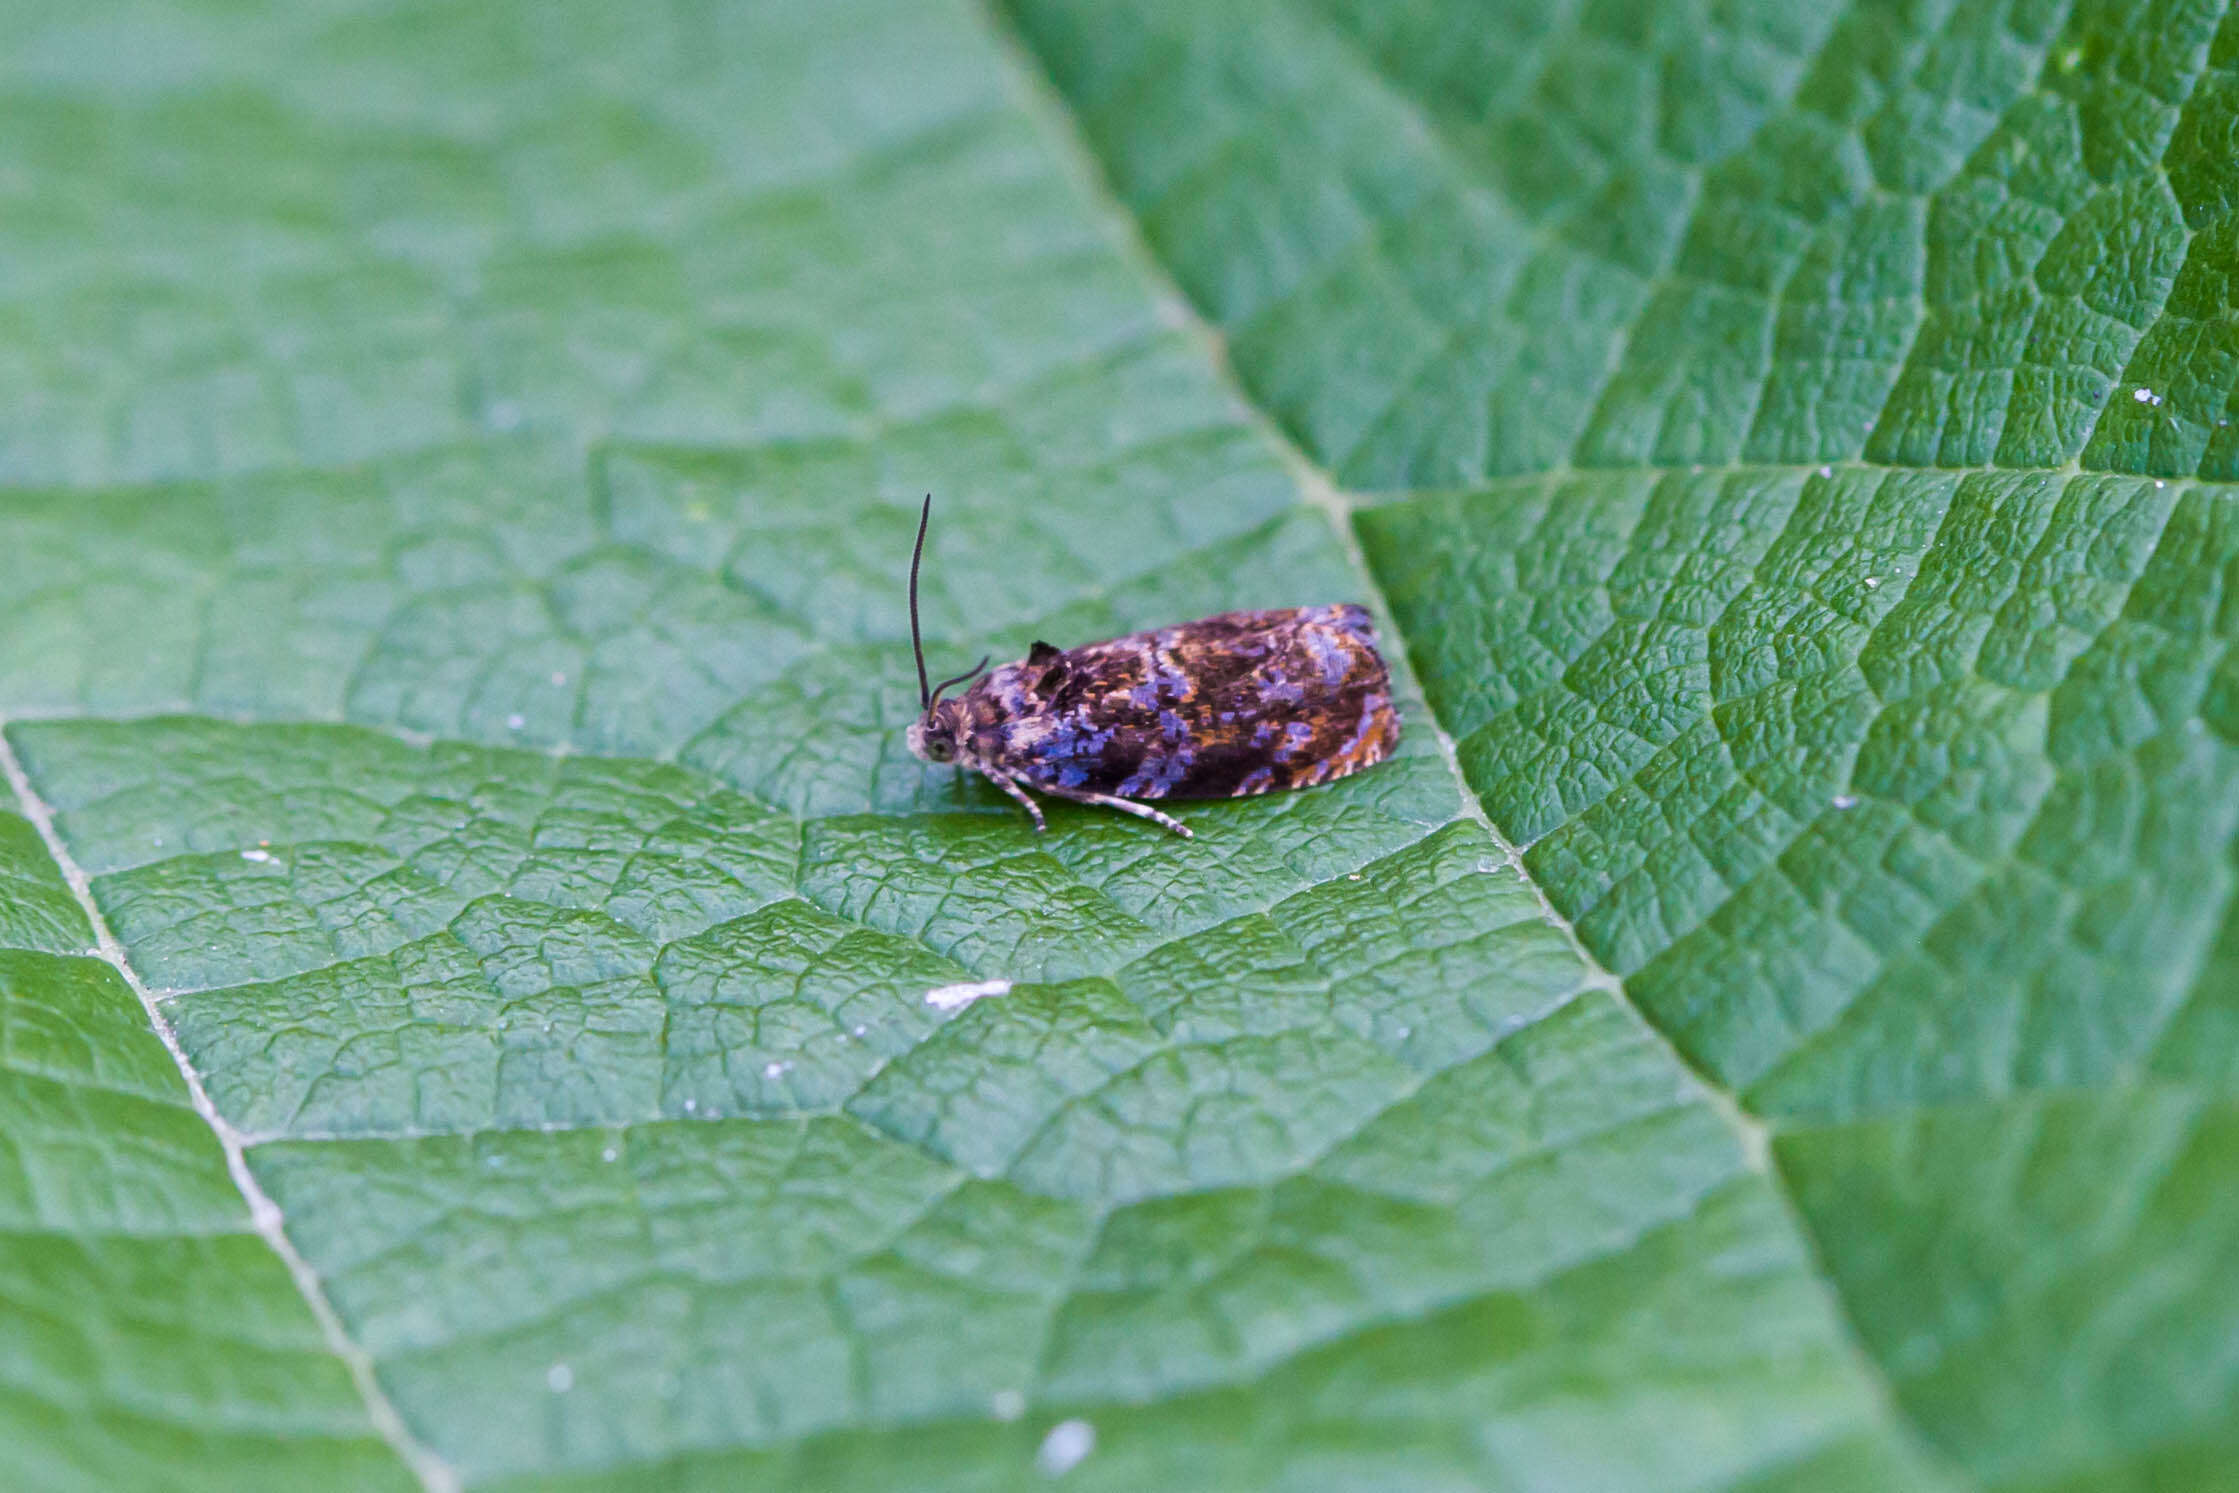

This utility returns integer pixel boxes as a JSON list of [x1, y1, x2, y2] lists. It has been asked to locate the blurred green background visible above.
[[3, 1, 2236, 1490]]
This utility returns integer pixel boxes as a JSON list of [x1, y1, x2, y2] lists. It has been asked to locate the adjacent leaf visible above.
[[1007, 0, 2237, 486], [1002, 0, 2239, 1485]]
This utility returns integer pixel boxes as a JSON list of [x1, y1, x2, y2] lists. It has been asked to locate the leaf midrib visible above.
[[0, 729, 463, 1493]]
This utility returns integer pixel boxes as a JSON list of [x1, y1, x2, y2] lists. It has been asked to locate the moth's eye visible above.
[[927, 736, 953, 762]]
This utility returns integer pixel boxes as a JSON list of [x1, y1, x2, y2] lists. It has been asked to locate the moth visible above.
[[902, 496, 1400, 837]]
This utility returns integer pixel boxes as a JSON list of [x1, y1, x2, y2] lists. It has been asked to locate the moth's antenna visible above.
[[927, 656, 991, 709], [909, 494, 933, 709]]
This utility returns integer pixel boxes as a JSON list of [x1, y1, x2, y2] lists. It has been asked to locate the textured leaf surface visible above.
[[3, 0, 2233, 1490], [1002, 0, 2239, 1486], [0, 811, 415, 1490]]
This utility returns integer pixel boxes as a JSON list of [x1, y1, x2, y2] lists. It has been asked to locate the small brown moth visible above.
[[902, 497, 1400, 836]]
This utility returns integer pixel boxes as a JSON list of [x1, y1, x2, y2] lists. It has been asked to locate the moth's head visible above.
[[902, 494, 987, 769], [906, 700, 966, 764]]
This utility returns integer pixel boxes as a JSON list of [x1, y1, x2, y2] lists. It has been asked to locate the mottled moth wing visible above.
[[967, 604, 1399, 801]]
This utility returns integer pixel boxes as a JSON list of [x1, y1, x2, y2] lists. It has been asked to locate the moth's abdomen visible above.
[[989, 603, 1400, 801]]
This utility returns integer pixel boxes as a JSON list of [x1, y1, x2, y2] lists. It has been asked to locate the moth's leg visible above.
[[1037, 782, 1194, 839], [982, 769, 1047, 832]]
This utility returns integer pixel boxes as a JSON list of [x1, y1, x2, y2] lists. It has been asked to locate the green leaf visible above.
[[0, 811, 419, 1491], [2, 1, 2232, 1491]]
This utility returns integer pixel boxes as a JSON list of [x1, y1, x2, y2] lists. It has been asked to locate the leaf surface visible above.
[[4, 0, 2234, 1490]]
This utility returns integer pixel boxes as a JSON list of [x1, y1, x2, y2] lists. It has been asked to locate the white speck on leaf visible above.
[[925, 979, 1012, 1013], [1832, 794, 1859, 810], [506, 713, 526, 731], [1865, 576, 1880, 589], [240, 848, 273, 863], [992, 1389, 1026, 1421], [547, 1362, 573, 1393], [550, 671, 568, 687], [1819, 465, 1833, 479], [763, 1060, 791, 1080], [1036, 1419, 1095, 1477], [2134, 387, 2157, 403], [682, 1098, 697, 1113]]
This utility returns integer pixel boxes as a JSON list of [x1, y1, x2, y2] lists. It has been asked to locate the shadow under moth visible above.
[[902, 496, 1401, 837]]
